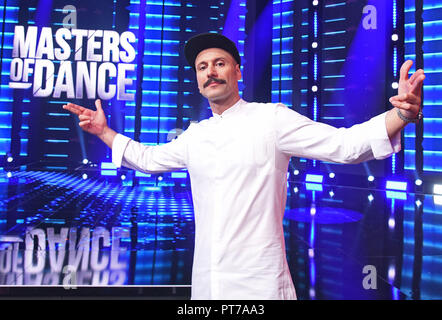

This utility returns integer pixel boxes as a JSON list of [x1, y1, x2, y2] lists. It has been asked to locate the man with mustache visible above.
[[63, 33, 425, 300]]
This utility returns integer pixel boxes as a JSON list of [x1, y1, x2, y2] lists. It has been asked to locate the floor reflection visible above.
[[0, 170, 441, 299]]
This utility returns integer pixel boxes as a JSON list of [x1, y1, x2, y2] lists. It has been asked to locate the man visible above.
[[63, 33, 425, 299]]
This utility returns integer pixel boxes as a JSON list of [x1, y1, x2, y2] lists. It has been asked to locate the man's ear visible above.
[[235, 64, 242, 80]]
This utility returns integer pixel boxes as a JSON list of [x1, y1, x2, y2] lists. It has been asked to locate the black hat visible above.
[[184, 33, 241, 71]]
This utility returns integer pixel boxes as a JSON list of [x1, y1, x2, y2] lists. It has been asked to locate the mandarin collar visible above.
[[211, 99, 246, 119]]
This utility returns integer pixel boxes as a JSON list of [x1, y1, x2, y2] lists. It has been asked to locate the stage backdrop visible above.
[[0, 0, 440, 185]]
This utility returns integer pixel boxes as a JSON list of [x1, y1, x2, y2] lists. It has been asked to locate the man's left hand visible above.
[[389, 60, 425, 120]]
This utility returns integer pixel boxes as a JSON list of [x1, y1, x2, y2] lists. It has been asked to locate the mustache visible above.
[[203, 77, 227, 88]]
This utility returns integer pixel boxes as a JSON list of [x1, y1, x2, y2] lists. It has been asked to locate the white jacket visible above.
[[112, 99, 401, 299]]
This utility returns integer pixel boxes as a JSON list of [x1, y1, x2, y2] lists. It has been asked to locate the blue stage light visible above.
[[101, 170, 117, 176], [388, 217, 395, 229], [82, 159, 89, 165], [434, 196, 442, 206], [306, 183, 323, 192], [142, 186, 161, 192], [6, 172, 12, 178], [386, 190, 407, 200], [434, 184, 442, 195], [368, 175, 375, 182], [415, 179, 423, 186], [368, 194, 374, 202], [305, 174, 323, 183], [135, 171, 151, 178], [100, 162, 117, 176], [309, 288, 316, 299], [101, 162, 117, 169], [82, 173, 88, 180], [7, 157, 13, 163], [329, 172, 335, 179], [388, 265, 396, 283], [386, 180, 408, 191], [171, 172, 187, 179]]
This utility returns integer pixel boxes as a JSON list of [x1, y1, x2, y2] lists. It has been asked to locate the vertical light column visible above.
[[421, 0, 442, 173], [0, 2, 29, 164], [271, 0, 294, 108], [404, 0, 417, 172], [309, 0, 321, 168]]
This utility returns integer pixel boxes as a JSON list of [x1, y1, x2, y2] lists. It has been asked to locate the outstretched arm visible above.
[[62, 99, 117, 148], [63, 99, 191, 173], [386, 60, 425, 139]]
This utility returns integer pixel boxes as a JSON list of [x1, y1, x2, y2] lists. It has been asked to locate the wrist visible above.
[[396, 108, 423, 124], [98, 126, 110, 140], [98, 126, 118, 149]]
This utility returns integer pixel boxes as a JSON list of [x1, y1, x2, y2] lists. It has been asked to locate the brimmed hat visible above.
[[184, 33, 241, 70]]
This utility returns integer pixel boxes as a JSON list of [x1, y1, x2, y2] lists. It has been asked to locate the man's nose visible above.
[[207, 64, 217, 77]]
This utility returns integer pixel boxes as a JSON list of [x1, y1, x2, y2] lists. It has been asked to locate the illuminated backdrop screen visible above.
[[0, 0, 439, 182]]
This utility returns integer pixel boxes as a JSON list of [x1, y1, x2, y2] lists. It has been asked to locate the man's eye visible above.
[[216, 62, 225, 67], [198, 65, 206, 71]]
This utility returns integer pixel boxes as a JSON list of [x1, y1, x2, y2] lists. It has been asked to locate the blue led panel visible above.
[[125, 1, 247, 185], [127, 0, 184, 185], [320, 1, 348, 127], [386, 180, 408, 191], [305, 174, 324, 183], [272, 1, 295, 108], [422, 2, 442, 173], [0, 2, 20, 156], [405, 0, 442, 174], [402, 197, 442, 299], [404, 0, 418, 172]]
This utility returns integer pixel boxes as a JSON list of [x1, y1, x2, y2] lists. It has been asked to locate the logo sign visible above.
[[9, 25, 137, 101]]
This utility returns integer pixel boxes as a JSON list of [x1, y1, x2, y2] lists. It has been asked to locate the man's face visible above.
[[194, 48, 242, 103]]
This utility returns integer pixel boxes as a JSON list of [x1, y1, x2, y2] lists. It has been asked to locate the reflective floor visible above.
[[0, 170, 441, 299]]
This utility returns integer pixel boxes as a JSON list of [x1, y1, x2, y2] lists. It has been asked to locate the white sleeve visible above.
[[111, 125, 193, 173], [275, 103, 401, 164], [112, 134, 131, 168]]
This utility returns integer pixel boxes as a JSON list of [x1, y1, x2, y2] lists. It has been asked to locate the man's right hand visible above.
[[63, 99, 107, 137], [63, 99, 117, 148]]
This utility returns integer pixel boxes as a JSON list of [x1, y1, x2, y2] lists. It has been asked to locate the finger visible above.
[[390, 93, 420, 105], [79, 114, 92, 121], [390, 100, 402, 108], [389, 94, 409, 103], [66, 103, 86, 111], [399, 60, 413, 82], [63, 103, 86, 116], [95, 99, 103, 111], [409, 69, 424, 85], [391, 101, 417, 113], [389, 94, 406, 101], [411, 74, 425, 96], [63, 104, 82, 116], [398, 103, 413, 111], [79, 120, 91, 127]]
